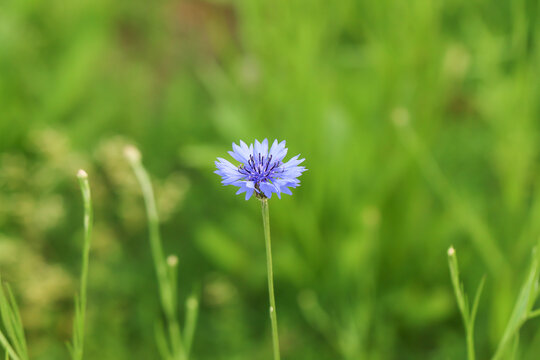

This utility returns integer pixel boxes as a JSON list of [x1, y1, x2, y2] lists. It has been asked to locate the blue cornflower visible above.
[[215, 139, 307, 200]]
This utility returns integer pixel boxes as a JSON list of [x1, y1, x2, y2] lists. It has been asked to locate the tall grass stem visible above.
[[71, 170, 93, 360], [448, 246, 484, 360], [183, 295, 199, 358], [125, 146, 186, 360]]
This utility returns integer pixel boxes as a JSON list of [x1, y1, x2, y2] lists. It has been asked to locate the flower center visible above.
[[238, 153, 282, 184]]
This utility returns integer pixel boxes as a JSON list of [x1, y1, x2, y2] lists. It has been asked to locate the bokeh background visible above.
[[1, 0, 540, 359]]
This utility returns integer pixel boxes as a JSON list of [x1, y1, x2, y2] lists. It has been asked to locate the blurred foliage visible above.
[[1, 0, 540, 359]]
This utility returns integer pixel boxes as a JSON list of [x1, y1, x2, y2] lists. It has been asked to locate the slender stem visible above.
[[126, 148, 185, 360], [448, 247, 480, 360], [183, 295, 199, 358], [466, 325, 475, 360], [77, 170, 93, 360], [261, 199, 281, 360]]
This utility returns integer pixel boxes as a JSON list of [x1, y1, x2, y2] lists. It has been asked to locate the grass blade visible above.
[[470, 276, 486, 330], [0, 332, 18, 360], [4, 287, 27, 360], [0, 277, 24, 360], [492, 252, 540, 360]]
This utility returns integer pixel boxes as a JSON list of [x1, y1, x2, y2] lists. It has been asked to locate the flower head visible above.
[[215, 139, 306, 200]]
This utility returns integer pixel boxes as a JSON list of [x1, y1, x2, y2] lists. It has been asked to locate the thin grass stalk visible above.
[[5, 288, 26, 360], [70, 169, 93, 360], [125, 147, 185, 360], [0, 289, 20, 358], [0, 332, 18, 360], [448, 247, 485, 360], [0, 278, 27, 360], [183, 295, 199, 358], [4, 287, 26, 360], [492, 252, 540, 360]]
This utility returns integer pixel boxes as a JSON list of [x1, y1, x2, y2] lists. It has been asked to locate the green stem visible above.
[[77, 170, 93, 360], [261, 199, 281, 360], [448, 247, 484, 360], [126, 149, 185, 360], [183, 295, 199, 358], [466, 325, 475, 360], [68, 170, 93, 360]]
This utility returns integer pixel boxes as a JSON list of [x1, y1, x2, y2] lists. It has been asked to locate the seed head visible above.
[[124, 145, 141, 163], [77, 169, 88, 179]]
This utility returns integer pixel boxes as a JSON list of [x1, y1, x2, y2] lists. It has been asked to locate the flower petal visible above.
[[259, 182, 276, 198], [245, 188, 254, 200], [253, 139, 261, 158], [282, 154, 305, 169], [269, 140, 287, 161], [260, 138, 269, 158], [230, 141, 251, 164]]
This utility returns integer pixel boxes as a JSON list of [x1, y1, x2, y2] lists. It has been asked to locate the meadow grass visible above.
[[0, 169, 93, 360], [0, 163, 199, 360], [449, 246, 540, 360], [0, 278, 28, 360], [1, 0, 540, 358], [67, 170, 93, 360], [2, 164, 540, 360], [125, 146, 199, 360], [447, 246, 485, 360]]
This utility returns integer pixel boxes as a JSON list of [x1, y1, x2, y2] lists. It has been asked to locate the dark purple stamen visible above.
[[238, 152, 283, 184]]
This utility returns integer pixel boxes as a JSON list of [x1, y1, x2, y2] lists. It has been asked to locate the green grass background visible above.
[[1, 0, 540, 358]]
